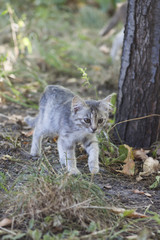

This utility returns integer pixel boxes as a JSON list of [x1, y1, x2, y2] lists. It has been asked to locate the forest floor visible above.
[[0, 1, 160, 239], [0, 100, 160, 239]]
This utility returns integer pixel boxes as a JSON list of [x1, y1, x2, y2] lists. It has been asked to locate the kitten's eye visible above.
[[98, 118, 103, 124], [84, 118, 91, 124]]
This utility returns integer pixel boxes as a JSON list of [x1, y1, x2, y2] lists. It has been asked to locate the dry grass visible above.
[[5, 173, 116, 234]]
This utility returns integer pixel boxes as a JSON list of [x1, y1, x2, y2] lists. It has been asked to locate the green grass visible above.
[[1, 2, 159, 239], [0, 158, 116, 239], [1, 160, 160, 239], [0, 1, 120, 108]]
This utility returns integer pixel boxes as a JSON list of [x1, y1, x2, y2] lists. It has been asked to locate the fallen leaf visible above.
[[99, 45, 109, 54], [121, 145, 135, 176], [126, 234, 138, 240], [106, 207, 147, 218], [22, 130, 33, 137], [136, 175, 143, 181], [67, 78, 77, 84], [1, 154, 12, 161], [53, 136, 58, 142], [103, 184, 112, 189], [144, 192, 152, 197], [138, 157, 160, 179], [77, 154, 88, 161], [0, 218, 12, 227], [132, 189, 152, 197], [143, 157, 160, 173], [133, 189, 144, 195], [133, 149, 149, 161]]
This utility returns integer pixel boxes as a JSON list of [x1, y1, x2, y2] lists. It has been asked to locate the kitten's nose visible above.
[[91, 127, 97, 133]]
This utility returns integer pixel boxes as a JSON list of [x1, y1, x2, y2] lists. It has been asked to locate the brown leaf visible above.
[[77, 154, 88, 161], [136, 175, 143, 182], [103, 184, 112, 189], [143, 157, 160, 173], [138, 157, 160, 179], [1, 154, 12, 161], [106, 207, 147, 219], [132, 189, 152, 197], [99, 45, 109, 55], [22, 130, 33, 137], [121, 145, 135, 176], [133, 189, 144, 195], [53, 136, 58, 142], [144, 192, 152, 197], [0, 218, 12, 227], [133, 149, 148, 161]]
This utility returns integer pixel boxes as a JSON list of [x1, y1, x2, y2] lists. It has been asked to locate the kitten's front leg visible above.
[[83, 135, 99, 174], [57, 137, 81, 175]]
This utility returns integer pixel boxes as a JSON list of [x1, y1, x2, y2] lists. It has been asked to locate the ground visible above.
[[0, 1, 160, 239], [0, 98, 160, 239]]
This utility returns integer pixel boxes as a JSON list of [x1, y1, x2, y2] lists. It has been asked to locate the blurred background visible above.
[[0, 0, 126, 109]]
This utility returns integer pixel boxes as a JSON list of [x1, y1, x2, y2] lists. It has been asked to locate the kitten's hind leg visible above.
[[57, 137, 81, 174], [31, 127, 43, 156]]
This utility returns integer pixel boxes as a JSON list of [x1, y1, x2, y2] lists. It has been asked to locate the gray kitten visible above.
[[25, 85, 113, 174]]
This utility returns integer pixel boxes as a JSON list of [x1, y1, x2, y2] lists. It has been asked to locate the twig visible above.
[[109, 114, 160, 132], [80, 229, 107, 239], [43, 153, 58, 176], [0, 113, 9, 120], [61, 198, 92, 211], [0, 226, 16, 236]]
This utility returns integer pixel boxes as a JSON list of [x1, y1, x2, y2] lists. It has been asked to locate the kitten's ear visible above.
[[72, 96, 86, 113], [100, 93, 115, 112]]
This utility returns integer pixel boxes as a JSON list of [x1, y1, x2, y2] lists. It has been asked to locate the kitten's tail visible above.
[[24, 116, 38, 128]]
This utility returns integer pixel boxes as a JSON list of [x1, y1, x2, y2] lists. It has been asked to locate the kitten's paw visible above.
[[68, 168, 81, 175], [30, 151, 39, 157], [60, 159, 66, 166], [30, 150, 41, 157], [89, 166, 99, 174]]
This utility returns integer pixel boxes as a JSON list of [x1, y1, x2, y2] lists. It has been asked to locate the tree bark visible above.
[[115, 0, 160, 148]]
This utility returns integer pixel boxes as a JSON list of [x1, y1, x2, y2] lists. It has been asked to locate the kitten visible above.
[[25, 85, 113, 175], [99, 2, 127, 60]]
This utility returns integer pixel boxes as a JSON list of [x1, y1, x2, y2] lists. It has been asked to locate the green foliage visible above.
[[148, 211, 160, 225], [2, 233, 26, 240], [0, 171, 8, 193], [34, 0, 67, 6], [95, 0, 125, 12], [95, 0, 115, 12], [78, 67, 91, 87], [99, 132, 128, 167], [118, 145, 128, 161], [0, 1, 115, 108], [87, 221, 98, 233], [28, 229, 42, 240], [2, 164, 114, 238], [150, 176, 160, 189], [78, 6, 106, 28]]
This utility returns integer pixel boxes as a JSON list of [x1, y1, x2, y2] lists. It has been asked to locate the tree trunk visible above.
[[115, 0, 160, 148]]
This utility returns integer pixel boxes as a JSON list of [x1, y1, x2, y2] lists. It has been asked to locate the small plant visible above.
[[150, 176, 160, 189], [3, 160, 116, 238], [78, 67, 91, 87], [0, 171, 8, 193]]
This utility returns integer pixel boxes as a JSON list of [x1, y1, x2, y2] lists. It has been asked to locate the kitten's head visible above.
[[71, 94, 113, 134]]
